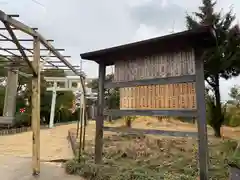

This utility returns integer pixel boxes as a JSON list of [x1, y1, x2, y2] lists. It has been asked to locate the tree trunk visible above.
[[125, 117, 131, 128], [212, 75, 223, 138], [213, 124, 221, 137]]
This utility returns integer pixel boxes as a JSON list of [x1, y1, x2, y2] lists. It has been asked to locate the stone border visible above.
[[0, 121, 79, 136], [0, 126, 48, 136], [0, 126, 31, 136], [67, 129, 78, 156]]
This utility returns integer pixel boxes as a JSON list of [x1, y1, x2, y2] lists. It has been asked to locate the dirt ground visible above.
[[0, 118, 239, 180], [0, 118, 236, 161], [0, 123, 86, 180], [0, 155, 83, 180], [0, 124, 78, 160], [104, 117, 240, 140]]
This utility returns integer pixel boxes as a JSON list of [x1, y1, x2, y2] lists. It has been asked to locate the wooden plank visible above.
[[3, 48, 65, 51], [31, 37, 41, 175], [104, 109, 197, 117], [105, 74, 196, 88], [103, 126, 199, 138], [0, 10, 81, 76], [0, 10, 38, 36]]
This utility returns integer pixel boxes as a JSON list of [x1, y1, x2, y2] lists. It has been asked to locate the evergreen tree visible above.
[[186, 0, 240, 137]]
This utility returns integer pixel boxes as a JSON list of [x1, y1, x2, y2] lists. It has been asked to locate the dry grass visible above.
[[66, 133, 237, 180], [65, 117, 240, 179]]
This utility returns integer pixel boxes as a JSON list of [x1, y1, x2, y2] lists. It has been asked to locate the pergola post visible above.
[[32, 36, 41, 176], [95, 62, 106, 163]]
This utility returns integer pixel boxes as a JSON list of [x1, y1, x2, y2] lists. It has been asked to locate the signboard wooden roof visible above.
[[80, 26, 216, 65]]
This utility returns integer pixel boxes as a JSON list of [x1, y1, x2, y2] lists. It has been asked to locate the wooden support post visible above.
[[195, 51, 209, 180], [95, 62, 106, 163], [32, 36, 41, 176]]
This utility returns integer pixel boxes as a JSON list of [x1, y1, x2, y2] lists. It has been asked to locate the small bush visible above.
[[14, 112, 31, 127]]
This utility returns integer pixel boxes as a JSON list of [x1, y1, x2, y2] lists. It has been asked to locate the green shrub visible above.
[[224, 106, 240, 127], [14, 112, 31, 127]]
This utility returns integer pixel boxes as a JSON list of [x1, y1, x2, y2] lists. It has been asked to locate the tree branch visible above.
[[205, 77, 215, 87]]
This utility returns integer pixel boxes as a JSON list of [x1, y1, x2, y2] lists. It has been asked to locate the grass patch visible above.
[[65, 134, 237, 180]]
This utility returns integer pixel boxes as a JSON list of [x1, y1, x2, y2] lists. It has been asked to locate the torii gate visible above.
[[44, 76, 97, 128], [44, 76, 84, 128]]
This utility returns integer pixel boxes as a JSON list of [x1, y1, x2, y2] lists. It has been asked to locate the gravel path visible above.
[[0, 155, 83, 180], [0, 123, 78, 160], [0, 123, 84, 179]]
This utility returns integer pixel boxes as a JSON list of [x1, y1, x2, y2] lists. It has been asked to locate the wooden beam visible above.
[[3, 48, 65, 51], [27, 55, 71, 58], [103, 127, 199, 138], [0, 34, 58, 69], [105, 75, 196, 88], [3, 22, 37, 76], [3, 55, 71, 58], [104, 109, 197, 117], [0, 27, 38, 30], [7, 14, 19, 17], [0, 47, 19, 56], [38, 35, 79, 75], [0, 10, 38, 36], [44, 65, 80, 68], [31, 36, 41, 176], [0, 10, 80, 76], [0, 38, 54, 42]]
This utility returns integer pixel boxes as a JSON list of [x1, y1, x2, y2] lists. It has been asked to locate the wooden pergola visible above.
[[80, 26, 216, 180], [0, 10, 86, 176]]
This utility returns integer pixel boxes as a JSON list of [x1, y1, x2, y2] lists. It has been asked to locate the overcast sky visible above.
[[1, 0, 240, 101]]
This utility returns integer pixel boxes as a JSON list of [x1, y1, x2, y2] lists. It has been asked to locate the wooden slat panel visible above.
[[114, 49, 195, 82], [120, 82, 196, 110]]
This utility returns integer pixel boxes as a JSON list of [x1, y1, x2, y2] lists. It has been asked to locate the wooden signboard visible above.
[[80, 27, 214, 179], [116, 49, 196, 110]]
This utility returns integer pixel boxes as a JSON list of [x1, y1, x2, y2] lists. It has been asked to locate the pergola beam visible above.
[[0, 34, 58, 69], [0, 27, 38, 30], [7, 14, 19, 18], [0, 10, 81, 76], [28, 55, 71, 58], [3, 48, 65, 51], [3, 22, 37, 76], [3, 54, 71, 58], [0, 47, 19, 56], [0, 38, 54, 42], [44, 65, 80, 68]]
